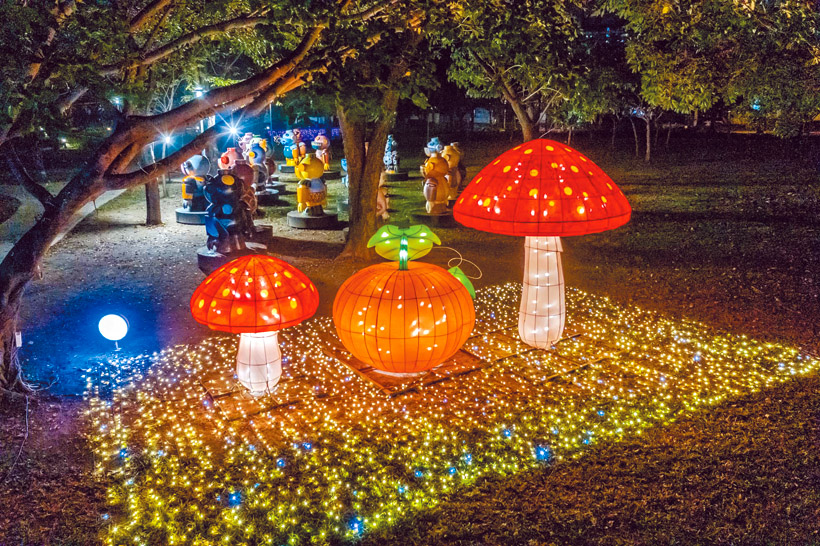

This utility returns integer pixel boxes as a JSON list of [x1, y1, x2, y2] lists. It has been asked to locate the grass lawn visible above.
[[2, 131, 819, 545], [364, 375, 820, 546]]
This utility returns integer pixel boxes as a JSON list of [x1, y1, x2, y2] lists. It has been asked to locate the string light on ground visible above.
[[84, 283, 820, 545]]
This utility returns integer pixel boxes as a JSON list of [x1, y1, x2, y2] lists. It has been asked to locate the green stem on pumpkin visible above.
[[399, 235, 409, 270]]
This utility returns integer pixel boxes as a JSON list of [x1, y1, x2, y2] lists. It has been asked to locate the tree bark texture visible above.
[[145, 180, 162, 225], [645, 117, 652, 162]]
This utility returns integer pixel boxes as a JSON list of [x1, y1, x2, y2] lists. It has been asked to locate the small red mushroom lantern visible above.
[[453, 139, 631, 349], [190, 254, 319, 395], [333, 225, 475, 376]]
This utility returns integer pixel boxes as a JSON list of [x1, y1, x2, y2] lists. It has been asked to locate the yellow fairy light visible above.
[[84, 283, 819, 545]]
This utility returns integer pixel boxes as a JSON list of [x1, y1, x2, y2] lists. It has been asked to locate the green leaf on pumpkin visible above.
[[448, 266, 476, 298], [367, 225, 441, 262]]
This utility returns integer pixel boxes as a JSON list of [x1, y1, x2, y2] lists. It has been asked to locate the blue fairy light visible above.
[[534, 445, 552, 461], [277, 458, 286, 468], [502, 428, 512, 438], [348, 516, 364, 535], [229, 491, 242, 507]]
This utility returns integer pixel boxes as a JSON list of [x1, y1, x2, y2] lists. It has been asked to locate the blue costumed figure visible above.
[[180, 154, 210, 212], [203, 171, 252, 254], [383, 134, 399, 173]]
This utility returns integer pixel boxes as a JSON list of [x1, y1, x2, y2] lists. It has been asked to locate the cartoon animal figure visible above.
[[231, 159, 258, 219], [203, 172, 251, 254], [383, 134, 399, 172], [180, 154, 211, 212], [312, 134, 331, 170], [376, 177, 390, 221], [424, 137, 444, 157], [340, 158, 349, 190], [247, 142, 269, 186], [238, 132, 254, 157], [295, 154, 327, 216], [451, 141, 467, 188], [219, 148, 241, 170], [281, 129, 307, 166], [422, 155, 450, 214], [441, 144, 463, 201]]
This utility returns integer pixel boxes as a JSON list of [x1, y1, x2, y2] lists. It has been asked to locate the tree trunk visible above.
[[644, 118, 652, 162], [507, 95, 536, 141], [693, 109, 699, 128], [338, 103, 396, 260], [630, 118, 640, 158], [145, 180, 162, 225], [666, 123, 672, 149], [566, 127, 573, 146], [611, 117, 618, 150]]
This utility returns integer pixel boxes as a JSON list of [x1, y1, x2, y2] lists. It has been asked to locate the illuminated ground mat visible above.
[[85, 283, 819, 545]]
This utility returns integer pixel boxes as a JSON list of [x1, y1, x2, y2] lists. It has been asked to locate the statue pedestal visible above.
[[286, 210, 339, 229], [266, 181, 287, 193], [196, 243, 266, 275], [279, 164, 295, 174], [410, 210, 457, 228], [383, 170, 410, 182], [337, 199, 349, 213], [250, 224, 273, 245], [255, 189, 282, 206], [323, 169, 342, 181], [175, 207, 208, 225]]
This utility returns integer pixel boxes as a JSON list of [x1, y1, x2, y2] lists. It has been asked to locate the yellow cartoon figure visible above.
[[441, 144, 463, 201], [295, 155, 328, 215]]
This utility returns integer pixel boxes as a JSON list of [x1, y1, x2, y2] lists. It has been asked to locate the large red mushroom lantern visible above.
[[190, 254, 319, 395], [453, 139, 631, 348]]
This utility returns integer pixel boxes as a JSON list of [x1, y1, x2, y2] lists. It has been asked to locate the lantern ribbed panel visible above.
[[519, 236, 565, 348], [236, 331, 282, 394], [190, 255, 319, 334], [332, 262, 475, 375], [453, 139, 631, 237]]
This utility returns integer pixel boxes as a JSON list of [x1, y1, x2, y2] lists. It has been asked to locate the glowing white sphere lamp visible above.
[[99, 314, 128, 350], [453, 139, 632, 348]]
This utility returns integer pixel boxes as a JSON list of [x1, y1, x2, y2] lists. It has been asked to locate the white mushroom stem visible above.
[[236, 331, 282, 396], [519, 236, 565, 349]]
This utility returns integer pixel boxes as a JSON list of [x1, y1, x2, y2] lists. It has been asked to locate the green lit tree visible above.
[[438, 0, 583, 141]]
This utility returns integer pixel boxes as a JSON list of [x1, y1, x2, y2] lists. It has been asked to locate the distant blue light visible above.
[[398, 485, 406, 494], [597, 410, 605, 417], [414, 469, 424, 478], [448, 467, 457, 476], [502, 428, 512, 438], [463, 453, 473, 465], [277, 458, 286, 468]]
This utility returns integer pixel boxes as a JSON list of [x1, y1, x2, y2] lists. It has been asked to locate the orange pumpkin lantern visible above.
[[333, 225, 475, 375]]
